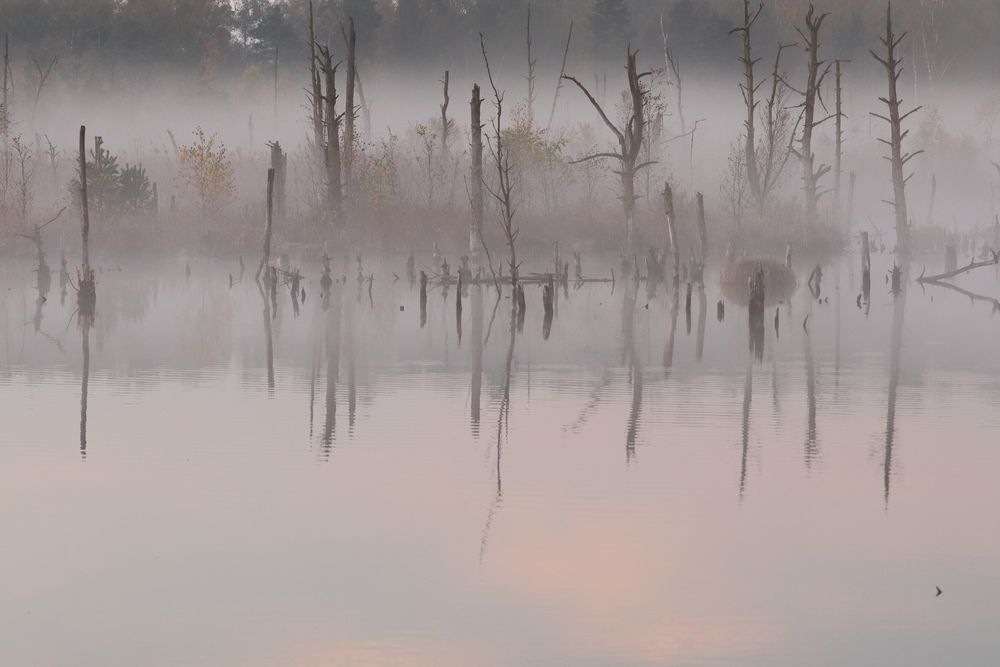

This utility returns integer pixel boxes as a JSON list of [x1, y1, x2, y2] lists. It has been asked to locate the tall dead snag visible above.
[[440, 71, 451, 158], [564, 48, 654, 253], [661, 15, 685, 135], [662, 182, 680, 286], [343, 17, 357, 202], [545, 21, 573, 132], [470, 84, 485, 257], [756, 43, 796, 210], [730, 0, 764, 203], [481, 35, 519, 284], [318, 46, 344, 226], [525, 6, 536, 125], [871, 3, 922, 255], [257, 168, 275, 283], [77, 125, 95, 319], [307, 1, 324, 152], [833, 60, 848, 226], [1, 34, 8, 135], [788, 6, 833, 224]]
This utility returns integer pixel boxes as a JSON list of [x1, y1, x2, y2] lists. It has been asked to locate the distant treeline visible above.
[[0, 0, 992, 82]]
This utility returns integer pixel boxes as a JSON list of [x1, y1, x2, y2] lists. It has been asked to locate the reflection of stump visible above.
[[419, 271, 428, 329], [720, 259, 796, 306], [748, 266, 765, 362], [78, 266, 97, 326], [542, 280, 554, 341], [945, 244, 957, 273]]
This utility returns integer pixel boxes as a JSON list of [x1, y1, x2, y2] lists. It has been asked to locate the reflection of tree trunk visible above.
[[696, 285, 706, 362], [80, 324, 90, 460], [322, 281, 343, 456], [345, 287, 356, 433], [884, 265, 907, 508], [739, 364, 752, 500], [471, 285, 484, 434], [623, 279, 641, 462], [260, 285, 275, 393], [664, 289, 679, 375], [804, 312, 818, 467]]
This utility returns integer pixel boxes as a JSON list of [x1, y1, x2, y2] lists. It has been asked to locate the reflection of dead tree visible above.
[[884, 268, 907, 508], [563, 48, 654, 252], [739, 364, 753, 501], [623, 277, 641, 462], [871, 4, 922, 254]]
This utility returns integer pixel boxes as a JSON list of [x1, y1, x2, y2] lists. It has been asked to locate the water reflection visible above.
[[884, 261, 908, 508]]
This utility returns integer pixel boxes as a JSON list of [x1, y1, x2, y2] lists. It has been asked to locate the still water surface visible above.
[[2, 255, 999, 666]]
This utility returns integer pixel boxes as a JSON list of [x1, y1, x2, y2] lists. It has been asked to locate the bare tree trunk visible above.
[[546, 21, 573, 132], [343, 17, 356, 202], [268, 141, 287, 219], [471, 84, 484, 256], [732, 0, 763, 202], [441, 70, 450, 158], [257, 168, 275, 282], [79, 126, 89, 269], [526, 6, 536, 126], [793, 7, 833, 225], [662, 15, 686, 135], [663, 182, 679, 286], [308, 0, 323, 152], [319, 47, 343, 226], [834, 60, 846, 227], [871, 4, 921, 255]]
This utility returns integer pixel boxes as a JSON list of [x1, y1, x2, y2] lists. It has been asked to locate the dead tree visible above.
[[307, 1, 324, 152], [318, 46, 344, 226], [1, 34, 8, 136], [440, 70, 451, 158], [730, 0, 764, 202], [788, 6, 834, 224], [871, 4, 922, 254], [661, 15, 686, 135], [268, 141, 287, 218], [693, 191, 708, 283], [470, 84, 485, 258], [545, 21, 573, 132], [663, 182, 680, 286], [563, 48, 655, 253], [257, 168, 275, 283], [32, 56, 58, 118], [833, 60, 849, 226], [343, 17, 357, 200], [481, 35, 519, 284], [77, 125, 95, 319], [755, 43, 797, 210]]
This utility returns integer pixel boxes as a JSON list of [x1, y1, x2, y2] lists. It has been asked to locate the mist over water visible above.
[[3, 1, 1000, 665]]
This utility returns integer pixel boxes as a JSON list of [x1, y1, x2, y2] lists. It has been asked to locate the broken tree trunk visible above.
[[257, 168, 275, 283], [268, 141, 287, 218], [78, 125, 95, 318], [308, 0, 324, 152], [871, 3, 922, 255], [319, 46, 343, 226]]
